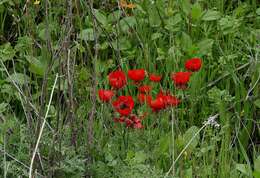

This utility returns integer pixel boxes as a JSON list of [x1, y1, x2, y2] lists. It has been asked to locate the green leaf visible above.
[[256, 8, 260, 16], [197, 39, 214, 55], [148, 5, 161, 27], [6, 73, 30, 85], [181, 32, 192, 52], [151, 32, 163, 41], [78, 28, 94, 41], [26, 56, 48, 76], [183, 126, 200, 151], [236, 164, 250, 176], [255, 156, 260, 171], [0, 43, 15, 62], [181, 0, 191, 15], [191, 3, 202, 21], [119, 16, 136, 33], [165, 13, 182, 32], [93, 9, 107, 26], [202, 10, 221, 21], [254, 99, 260, 108], [0, 103, 8, 113]]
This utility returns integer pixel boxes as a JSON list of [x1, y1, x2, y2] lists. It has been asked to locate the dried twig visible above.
[[29, 74, 58, 178]]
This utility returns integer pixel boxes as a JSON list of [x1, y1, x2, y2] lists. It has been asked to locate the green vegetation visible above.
[[0, 0, 259, 177]]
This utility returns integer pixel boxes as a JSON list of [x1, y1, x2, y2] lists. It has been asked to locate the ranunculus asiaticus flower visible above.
[[185, 58, 202, 72], [138, 85, 152, 93], [98, 89, 114, 102], [119, 0, 136, 9], [108, 70, 127, 89], [112, 96, 134, 116], [149, 97, 165, 112], [149, 74, 162, 82], [128, 69, 145, 82], [172, 72, 192, 89], [138, 93, 152, 104]]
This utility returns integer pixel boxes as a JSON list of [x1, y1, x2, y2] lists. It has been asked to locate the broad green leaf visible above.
[[0, 43, 15, 62], [236, 164, 250, 176], [165, 13, 182, 32], [181, 0, 191, 15], [112, 37, 131, 51], [181, 32, 192, 52], [254, 99, 260, 108], [133, 151, 147, 164], [119, 16, 136, 33], [202, 10, 221, 21], [197, 39, 214, 55], [78, 28, 94, 41], [183, 126, 200, 151], [148, 5, 161, 27], [191, 3, 202, 20], [151, 32, 163, 40], [26, 56, 47, 76], [93, 9, 107, 26]]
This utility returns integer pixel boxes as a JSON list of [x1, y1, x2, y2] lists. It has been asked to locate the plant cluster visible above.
[[98, 58, 202, 129]]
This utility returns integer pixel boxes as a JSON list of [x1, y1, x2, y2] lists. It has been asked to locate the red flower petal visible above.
[[108, 70, 127, 89], [149, 74, 162, 82], [138, 85, 152, 93], [185, 58, 202, 72], [138, 93, 152, 104], [112, 96, 134, 116], [128, 69, 145, 82], [172, 72, 192, 89], [149, 97, 165, 112], [98, 89, 114, 102]]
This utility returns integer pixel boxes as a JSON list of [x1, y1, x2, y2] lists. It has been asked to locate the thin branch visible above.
[[29, 74, 58, 178]]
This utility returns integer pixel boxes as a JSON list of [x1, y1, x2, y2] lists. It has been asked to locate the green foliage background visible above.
[[0, 0, 259, 177]]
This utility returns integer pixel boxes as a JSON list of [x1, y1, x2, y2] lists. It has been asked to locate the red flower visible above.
[[149, 74, 162, 82], [98, 89, 114, 102], [138, 93, 152, 104], [126, 115, 144, 129], [185, 58, 202, 72], [149, 97, 165, 112], [128, 69, 145, 82], [172, 72, 192, 89], [108, 70, 127, 89], [138, 85, 152, 93], [163, 95, 180, 107], [156, 90, 180, 107], [112, 96, 134, 116]]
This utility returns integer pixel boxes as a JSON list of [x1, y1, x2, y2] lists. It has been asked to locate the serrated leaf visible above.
[[0, 43, 15, 62], [202, 10, 221, 21], [6, 73, 30, 85]]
